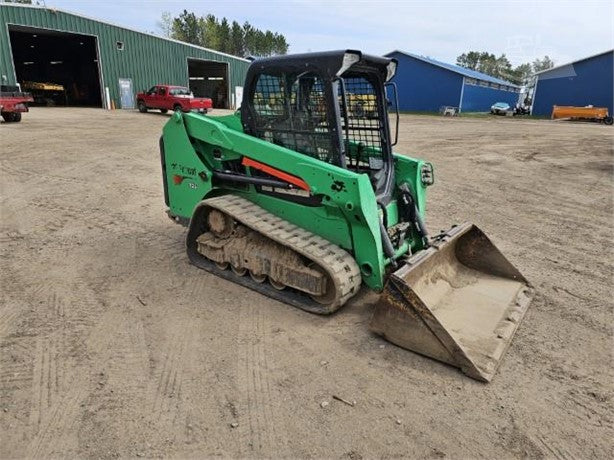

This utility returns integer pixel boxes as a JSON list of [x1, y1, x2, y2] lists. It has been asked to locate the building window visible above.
[[490, 83, 499, 89], [501, 85, 508, 91], [116, 41, 124, 51], [465, 78, 477, 85], [479, 80, 489, 87]]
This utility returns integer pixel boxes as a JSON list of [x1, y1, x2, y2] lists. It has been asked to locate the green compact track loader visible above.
[[160, 50, 533, 381]]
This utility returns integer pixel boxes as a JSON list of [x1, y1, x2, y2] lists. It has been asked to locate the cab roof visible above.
[[246, 50, 396, 81]]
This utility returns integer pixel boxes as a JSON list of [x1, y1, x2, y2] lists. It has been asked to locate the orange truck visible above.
[[551, 105, 613, 125]]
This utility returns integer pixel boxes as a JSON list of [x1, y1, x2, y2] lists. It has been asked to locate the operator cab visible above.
[[241, 50, 398, 201]]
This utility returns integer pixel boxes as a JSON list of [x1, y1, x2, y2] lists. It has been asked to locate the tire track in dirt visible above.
[[235, 303, 284, 455], [88, 307, 150, 412], [0, 337, 34, 392], [0, 308, 21, 340], [27, 199, 179, 245], [0, 161, 88, 186], [0, 159, 159, 198], [26, 382, 86, 458], [28, 335, 61, 432], [150, 328, 188, 424], [26, 330, 89, 459], [19, 278, 108, 458]]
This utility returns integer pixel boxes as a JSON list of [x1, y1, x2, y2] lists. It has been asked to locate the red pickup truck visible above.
[[0, 85, 33, 123], [136, 85, 212, 114]]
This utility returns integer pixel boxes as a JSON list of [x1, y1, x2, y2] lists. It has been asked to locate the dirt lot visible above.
[[1, 108, 612, 459]]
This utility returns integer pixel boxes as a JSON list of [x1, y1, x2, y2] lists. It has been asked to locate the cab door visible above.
[[158, 86, 170, 109]]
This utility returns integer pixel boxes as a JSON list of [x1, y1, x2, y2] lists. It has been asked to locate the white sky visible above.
[[35, 0, 614, 67]]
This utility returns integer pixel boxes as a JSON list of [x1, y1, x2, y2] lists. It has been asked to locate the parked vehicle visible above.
[[551, 105, 613, 125], [21, 81, 66, 106], [136, 85, 212, 114], [0, 84, 33, 123], [159, 50, 533, 382], [490, 102, 513, 116], [514, 104, 531, 116]]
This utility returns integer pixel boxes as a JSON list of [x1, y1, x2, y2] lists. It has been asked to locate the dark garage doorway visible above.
[[187, 59, 229, 109], [9, 25, 102, 107]]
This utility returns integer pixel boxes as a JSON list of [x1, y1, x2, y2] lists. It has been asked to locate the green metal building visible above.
[[0, 3, 250, 109]]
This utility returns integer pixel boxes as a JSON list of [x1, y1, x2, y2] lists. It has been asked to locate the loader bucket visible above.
[[369, 223, 533, 382]]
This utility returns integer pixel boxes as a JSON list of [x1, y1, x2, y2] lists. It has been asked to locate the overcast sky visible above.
[[41, 0, 613, 67]]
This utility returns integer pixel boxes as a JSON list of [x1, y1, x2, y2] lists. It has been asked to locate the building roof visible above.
[[385, 50, 520, 87], [0, 2, 250, 63], [534, 49, 613, 76]]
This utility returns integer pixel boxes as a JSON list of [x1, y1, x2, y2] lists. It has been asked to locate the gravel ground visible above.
[[1, 107, 612, 458]]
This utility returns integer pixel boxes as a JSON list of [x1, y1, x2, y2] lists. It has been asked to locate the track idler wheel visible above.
[[269, 278, 285, 290], [231, 264, 247, 276], [249, 270, 267, 283], [207, 209, 234, 238]]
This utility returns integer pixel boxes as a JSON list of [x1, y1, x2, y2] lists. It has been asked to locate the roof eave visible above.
[[534, 49, 614, 76], [0, 2, 251, 63], [385, 49, 519, 88]]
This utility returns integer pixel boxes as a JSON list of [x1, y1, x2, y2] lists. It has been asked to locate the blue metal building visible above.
[[385, 50, 520, 112], [532, 50, 613, 116]]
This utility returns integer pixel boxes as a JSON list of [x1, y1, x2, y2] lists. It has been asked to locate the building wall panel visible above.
[[533, 51, 613, 116], [0, 4, 250, 107], [387, 51, 464, 111], [461, 83, 519, 112]]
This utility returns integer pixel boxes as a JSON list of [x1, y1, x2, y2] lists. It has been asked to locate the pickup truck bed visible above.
[[0, 90, 33, 123]]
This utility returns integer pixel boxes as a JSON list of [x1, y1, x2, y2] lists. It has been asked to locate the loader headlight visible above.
[[420, 163, 434, 186]]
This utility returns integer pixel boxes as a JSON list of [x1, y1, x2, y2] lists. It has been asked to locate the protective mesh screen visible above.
[[339, 76, 385, 170], [251, 73, 335, 163]]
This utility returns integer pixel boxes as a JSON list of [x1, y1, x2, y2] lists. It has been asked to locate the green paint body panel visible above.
[[161, 112, 432, 292], [0, 4, 249, 107]]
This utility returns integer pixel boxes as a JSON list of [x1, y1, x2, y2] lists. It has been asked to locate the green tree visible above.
[[229, 21, 244, 56], [164, 11, 289, 57], [157, 11, 173, 38], [218, 18, 231, 54], [172, 10, 203, 46], [202, 14, 220, 50], [456, 51, 482, 70], [532, 56, 555, 73], [457, 51, 554, 85], [511, 63, 533, 86]]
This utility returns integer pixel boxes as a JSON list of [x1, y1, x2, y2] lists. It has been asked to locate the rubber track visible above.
[[186, 195, 362, 314]]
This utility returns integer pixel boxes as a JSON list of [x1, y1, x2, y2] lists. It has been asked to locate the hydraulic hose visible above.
[[377, 200, 397, 265]]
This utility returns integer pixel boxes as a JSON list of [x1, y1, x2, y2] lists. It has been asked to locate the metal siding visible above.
[[461, 84, 519, 112], [387, 50, 519, 88], [532, 51, 614, 116], [388, 51, 463, 111], [0, 5, 250, 106]]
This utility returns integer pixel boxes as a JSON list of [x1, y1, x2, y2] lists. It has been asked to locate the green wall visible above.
[[0, 4, 250, 108]]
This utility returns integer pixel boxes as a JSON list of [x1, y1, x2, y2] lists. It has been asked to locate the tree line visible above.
[[456, 51, 554, 85], [158, 10, 289, 58]]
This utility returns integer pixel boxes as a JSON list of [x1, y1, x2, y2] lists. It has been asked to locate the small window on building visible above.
[[490, 83, 499, 89], [479, 80, 489, 87], [116, 41, 124, 51], [465, 78, 477, 85]]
